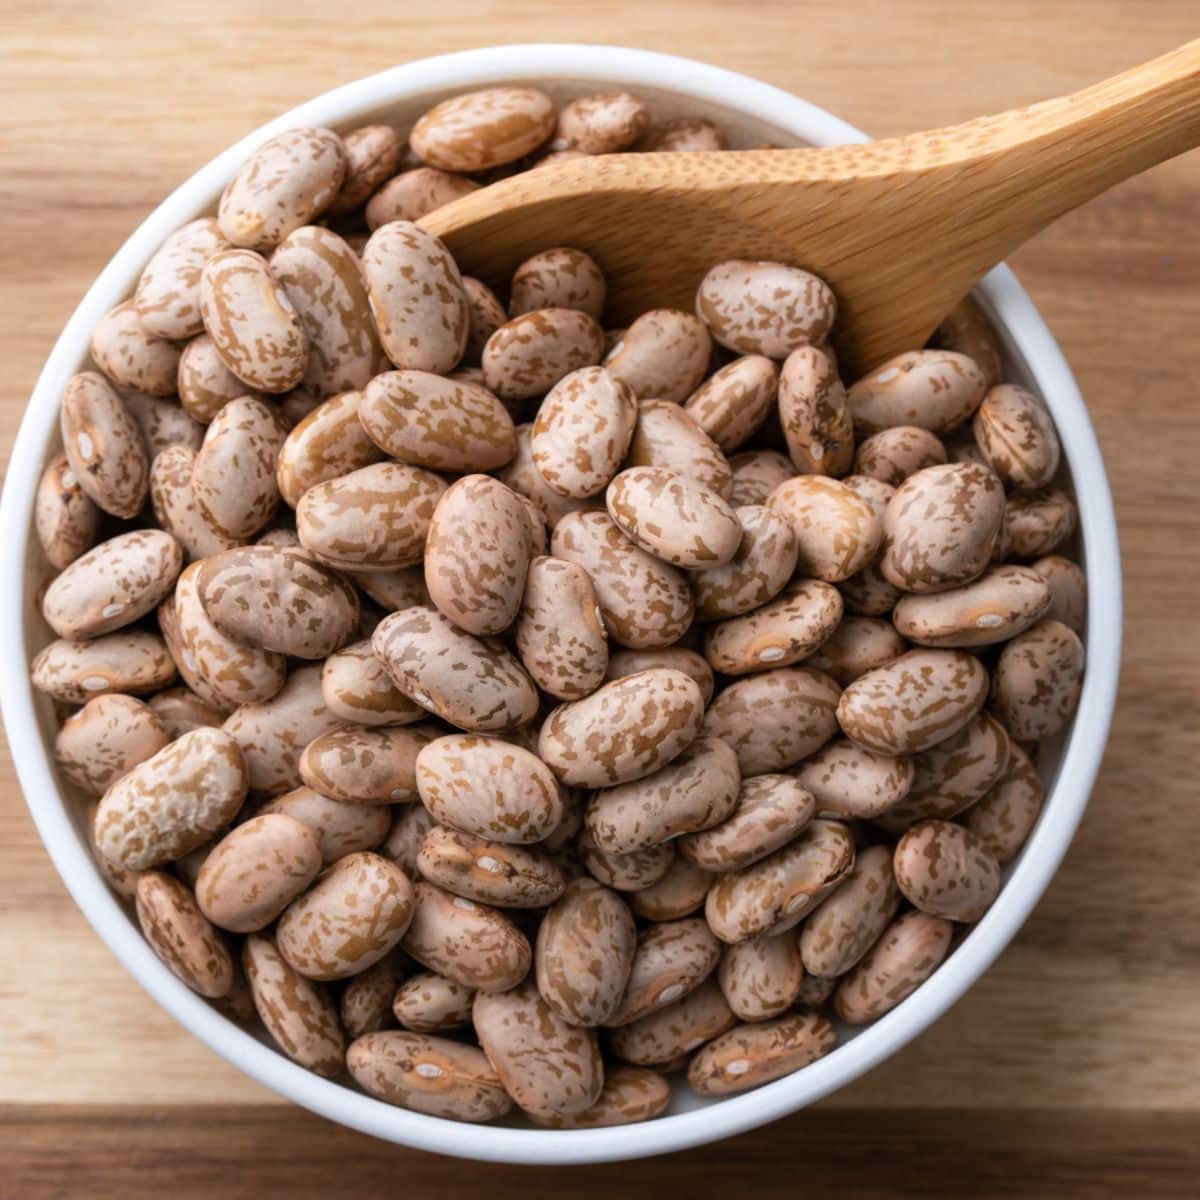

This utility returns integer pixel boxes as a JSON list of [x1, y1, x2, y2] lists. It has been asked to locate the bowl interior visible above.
[[0, 45, 1120, 1164]]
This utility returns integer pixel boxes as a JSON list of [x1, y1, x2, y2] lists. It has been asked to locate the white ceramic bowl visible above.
[[0, 44, 1121, 1164]]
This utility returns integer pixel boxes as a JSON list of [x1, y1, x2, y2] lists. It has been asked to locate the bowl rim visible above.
[[0, 42, 1122, 1165]]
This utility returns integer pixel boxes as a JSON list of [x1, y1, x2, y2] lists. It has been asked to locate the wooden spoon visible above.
[[422, 40, 1200, 374]]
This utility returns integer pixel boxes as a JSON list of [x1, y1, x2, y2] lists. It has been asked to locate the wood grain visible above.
[[1, 0, 1198, 1193]]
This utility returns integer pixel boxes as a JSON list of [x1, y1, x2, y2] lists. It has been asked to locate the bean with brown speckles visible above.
[[963, 741, 1044, 864], [605, 309, 711, 403], [511, 247, 606, 320], [837, 648, 989, 756], [893, 819, 1001, 922], [608, 977, 734, 1065], [848, 350, 987, 435], [768, 475, 881, 583], [299, 723, 429, 805], [630, 858, 715, 921], [577, 828, 675, 892], [1032, 555, 1086, 635], [626, 400, 733, 498], [705, 818, 855, 943], [685, 355, 778, 453], [700, 666, 841, 776], [533, 1065, 670, 1129], [718, 930, 805, 1021], [728, 449, 794, 507], [60, 372, 149, 519], [393, 971, 474, 1033], [1004, 488, 1077, 559], [805, 615, 906, 685], [177, 334, 260, 422], [691, 504, 798, 622], [606, 647, 714, 705], [792, 739, 913, 820], [973, 384, 1061, 491], [416, 733, 564, 844], [31, 631, 176, 704], [366, 167, 479, 228], [259, 786, 390, 866], [931, 295, 1003, 389], [418, 825, 565, 908], [327, 124, 402, 215], [90, 300, 182, 398], [151, 446, 242, 562], [778, 345, 854, 475], [36, 453, 101, 570], [800, 843, 902, 977], [606, 917, 720, 1027], [243, 933, 345, 1076], [854, 425, 947, 485], [54, 694, 170, 796], [556, 92, 649, 154], [276, 850, 414, 981], [412, 86, 556, 172], [362, 220, 468, 374], [147, 687, 228, 738], [195, 812, 321, 933], [535, 877, 637, 1026], [483, 308, 605, 403], [320, 639, 425, 727], [341, 950, 408, 1038], [688, 1011, 837, 1096], [94, 726, 247, 871], [402, 880, 531, 992], [697, 261, 836, 359], [135, 218, 231, 340], [551, 510, 693, 650], [539, 668, 703, 789], [991, 618, 1085, 740], [136, 871, 233, 998], [499, 423, 602, 528]]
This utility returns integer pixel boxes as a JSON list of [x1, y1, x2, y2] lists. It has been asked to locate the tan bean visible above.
[[222, 663, 343, 795], [475, 979, 604, 1119], [360, 369, 516, 473], [838, 562, 903, 618], [767, 475, 881, 583], [135, 871, 233, 998], [842, 473, 896, 522], [535, 877, 637, 1026], [626, 400, 732, 498], [242, 934, 345, 1076], [365, 167, 479, 227], [606, 918, 720, 1026], [607, 466, 742, 569], [218, 127, 345, 249], [147, 687, 229, 738], [499, 423, 603, 528], [276, 851, 414, 980], [460, 276, 508, 367], [94, 727, 247, 871], [341, 950, 409, 1038], [608, 977, 734, 1065], [728, 449, 794, 507], [150, 445, 241, 561], [327, 124, 403, 215], [805, 614, 906, 684], [274, 391, 382, 508], [511, 247, 605, 319], [578, 828, 675, 891], [411, 86, 555, 172], [1032, 554, 1086, 635], [348, 566, 428, 612], [688, 1012, 836, 1096], [54, 694, 170, 796], [854, 425, 947, 485], [259, 786, 390, 865], [991, 618, 1085, 740], [642, 116, 726, 152], [684, 355, 778, 453], [691, 505, 798, 621], [134, 218, 230, 340], [177, 334, 259, 422], [606, 647, 715, 705], [792, 739, 914, 820], [31, 631, 176, 704], [551, 510, 693, 649], [894, 819, 1001, 922], [297, 462, 447, 572], [539, 668, 703, 789], [778, 344, 855, 475], [703, 579, 843, 676], [629, 858, 715, 921], [718, 930, 806, 1022], [605, 309, 711, 403], [587, 736, 740, 854], [393, 971, 474, 1033], [299, 724, 428, 804], [60, 372, 148, 519], [533, 1066, 670, 1129], [348, 1030, 511, 1122], [697, 261, 836, 358], [43, 529, 182, 640], [418, 826, 565, 908], [362, 220, 468, 374], [483, 308, 605, 403], [90, 300, 181, 398], [402, 881, 531, 992], [848, 350, 987, 434], [195, 812, 321, 932], [416, 733, 564, 844], [800, 843, 902, 977], [963, 741, 1044, 863], [973, 384, 1061, 490], [373, 607, 538, 733], [705, 819, 855, 943], [700, 666, 841, 775], [1004, 488, 1077, 558], [200, 250, 309, 393], [35, 453, 101, 570], [930, 294, 1003, 389], [555, 92, 649, 154], [835, 909, 954, 1024], [321, 639, 424, 726]]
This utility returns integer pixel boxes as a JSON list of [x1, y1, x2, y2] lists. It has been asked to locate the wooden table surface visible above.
[[2, 2, 1198, 1195]]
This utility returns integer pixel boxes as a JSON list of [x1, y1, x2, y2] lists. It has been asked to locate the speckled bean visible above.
[[54, 693, 170, 796], [135, 871, 233, 998], [893, 819, 1001, 922], [483, 308, 605, 403], [687, 1012, 836, 1095], [60, 372, 149, 519]]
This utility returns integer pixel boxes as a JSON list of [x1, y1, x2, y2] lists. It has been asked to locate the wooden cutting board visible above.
[[2, 2, 1198, 1196]]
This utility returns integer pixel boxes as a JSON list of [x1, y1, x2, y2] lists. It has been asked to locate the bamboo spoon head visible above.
[[420, 147, 984, 374]]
